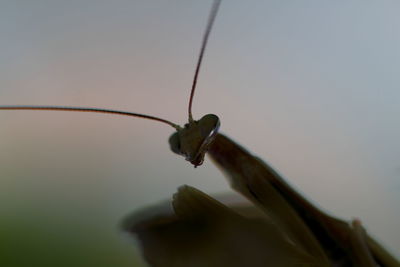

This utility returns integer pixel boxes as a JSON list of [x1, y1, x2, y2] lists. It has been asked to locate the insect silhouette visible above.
[[1, 0, 399, 266]]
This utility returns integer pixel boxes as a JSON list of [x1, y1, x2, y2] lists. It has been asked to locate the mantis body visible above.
[[1, 0, 399, 266]]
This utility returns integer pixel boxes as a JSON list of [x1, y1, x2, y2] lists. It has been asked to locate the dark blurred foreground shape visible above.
[[123, 134, 400, 267]]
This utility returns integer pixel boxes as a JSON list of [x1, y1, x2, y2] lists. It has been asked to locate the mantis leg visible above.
[[208, 133, 400, 266]]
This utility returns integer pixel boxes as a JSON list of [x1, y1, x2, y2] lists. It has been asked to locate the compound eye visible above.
[[168, 132, 181, 155], [198, 114, 220, 139]]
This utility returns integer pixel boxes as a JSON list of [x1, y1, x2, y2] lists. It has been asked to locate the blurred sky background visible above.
[[1, 0, 399, 266]]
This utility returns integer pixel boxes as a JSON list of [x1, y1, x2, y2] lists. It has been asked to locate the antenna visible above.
[[0, 106, 180, 129], [1, 1, 222, 129], [187, 0, 222, 122]]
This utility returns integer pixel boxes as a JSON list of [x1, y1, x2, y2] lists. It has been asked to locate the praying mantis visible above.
[[1, 0, 399, 266]]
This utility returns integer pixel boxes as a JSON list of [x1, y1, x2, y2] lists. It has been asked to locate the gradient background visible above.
[[1, 1, 399, 266]]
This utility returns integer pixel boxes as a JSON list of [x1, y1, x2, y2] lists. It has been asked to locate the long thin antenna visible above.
[[0, 106, 180, 129], [188, 0, 222, 122]]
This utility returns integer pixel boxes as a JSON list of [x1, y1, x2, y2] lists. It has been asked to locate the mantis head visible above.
[[169, 114, 220, 167]]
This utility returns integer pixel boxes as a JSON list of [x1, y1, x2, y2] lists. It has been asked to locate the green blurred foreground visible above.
[[1, 206, 145, 267]]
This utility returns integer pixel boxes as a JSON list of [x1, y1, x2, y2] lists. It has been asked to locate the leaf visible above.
[[123, 185, 326, 267]]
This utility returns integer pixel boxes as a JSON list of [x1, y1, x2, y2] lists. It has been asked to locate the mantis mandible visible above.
[[1, 0, 399, 266]]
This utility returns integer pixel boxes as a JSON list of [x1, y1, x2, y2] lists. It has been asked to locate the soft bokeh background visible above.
[[1, 1, 399, 266]]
